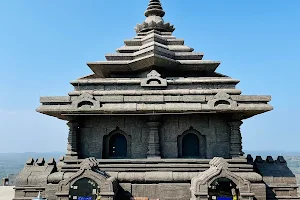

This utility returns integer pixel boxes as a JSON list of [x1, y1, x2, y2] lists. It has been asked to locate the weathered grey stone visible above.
[[36, 158, 45, 166], [97, 95, 124, 103], [16, 0, 294, 200], [26, 158, 34, 165]]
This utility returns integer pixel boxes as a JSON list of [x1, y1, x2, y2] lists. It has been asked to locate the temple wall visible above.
[[126, 183, 191, 200], [161, 114, 230, 159], [79, 115, 148, 159], [78, 114, 231, 159]]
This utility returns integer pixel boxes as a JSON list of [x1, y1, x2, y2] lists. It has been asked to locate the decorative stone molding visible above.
[[71, 93, 101, 109], [191, 157, 254, 200], [135, 20, 175, 33], [141, 70, 167, 88], [56, 157, 118, 200], [208, 91, 237, 110]]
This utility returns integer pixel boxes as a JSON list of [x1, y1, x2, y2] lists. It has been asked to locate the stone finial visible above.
[[254, 156, 263, 163], [135, 0, 175, 33], [145, 0, 165, 17], [47, 158, 56, 165], [36, 158, 45, 166], [246, 154, 254, 164], [277, 156, 286, 163], [266, 156, 274, 163], [26, 158, 34, 165]]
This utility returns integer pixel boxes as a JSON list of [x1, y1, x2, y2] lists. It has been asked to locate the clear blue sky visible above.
[[0, 0, 299, 153]]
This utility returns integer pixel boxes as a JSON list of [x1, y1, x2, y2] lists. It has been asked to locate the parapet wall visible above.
[[14, 157, 58, 200], [247, 155, 300, 200]]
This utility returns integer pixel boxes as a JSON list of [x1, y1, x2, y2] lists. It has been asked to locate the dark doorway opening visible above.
[[109, 133, 127, 158], [182, 133, 199, 158], [69, 178, 99, 200], [208, 178, 239, 200]]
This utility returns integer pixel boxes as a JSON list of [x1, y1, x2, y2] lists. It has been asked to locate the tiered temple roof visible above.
[[37, 0, 272, 120]]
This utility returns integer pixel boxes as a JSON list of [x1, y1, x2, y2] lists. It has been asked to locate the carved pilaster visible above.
[[147, 116, 162, 159], [66, 121, 79, 158], [229, 121, 244, 158]]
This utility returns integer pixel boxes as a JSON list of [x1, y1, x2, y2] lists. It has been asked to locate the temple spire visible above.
[[145, 0, 165, 18], [135, 0, 175, 33]]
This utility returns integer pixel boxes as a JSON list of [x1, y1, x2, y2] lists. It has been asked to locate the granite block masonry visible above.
[[14, 0, 299, 200]]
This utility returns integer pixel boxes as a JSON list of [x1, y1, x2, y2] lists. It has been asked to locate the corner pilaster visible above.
[[229, 120, 244, 158], [65, 121, 79, 159]]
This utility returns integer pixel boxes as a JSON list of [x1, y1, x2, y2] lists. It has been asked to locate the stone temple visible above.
[[14, 1, 299, 200]]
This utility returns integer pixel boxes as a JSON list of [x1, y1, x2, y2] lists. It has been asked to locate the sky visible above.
[[0, 0, 299, 153]]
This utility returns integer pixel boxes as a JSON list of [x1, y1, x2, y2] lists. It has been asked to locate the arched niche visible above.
[[56, 158, 118, 200], [71, 93, 101, 110], [207, 92, 237, 110], [190, 158, 254, 200], [103, 127, 131, 159], [141, 70, 167, 88], [177, 127, 206, 158]]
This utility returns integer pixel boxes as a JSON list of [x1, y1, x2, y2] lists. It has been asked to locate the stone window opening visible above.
[[177, 127, 207, 158]]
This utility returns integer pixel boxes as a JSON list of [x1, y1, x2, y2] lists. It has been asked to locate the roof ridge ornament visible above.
[[145, 0, 165, 17], [135, 0, 175, 33]]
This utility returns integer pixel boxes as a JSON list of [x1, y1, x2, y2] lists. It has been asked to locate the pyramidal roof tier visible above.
[[87, 0, 221, 78], [36, 0, 273, 120]]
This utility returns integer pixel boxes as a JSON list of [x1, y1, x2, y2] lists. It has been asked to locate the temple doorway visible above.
[[182, 133, 199, 158], [109, 133, 127, 158], [69, 178, 99, 200], [208, 178, 239, 200]]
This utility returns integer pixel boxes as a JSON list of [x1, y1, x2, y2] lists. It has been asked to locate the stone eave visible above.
[[37, 93, 272, 120], [174, 52, 204, 60], [106, 50, 204, 62], [37, 104, 273, 121], [87, 56, 220, 78]]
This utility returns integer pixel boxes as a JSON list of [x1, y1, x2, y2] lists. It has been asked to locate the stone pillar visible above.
[[229, 121, 244, 158], [66, 121, 79, 159], [147, 116, 162, 159]]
